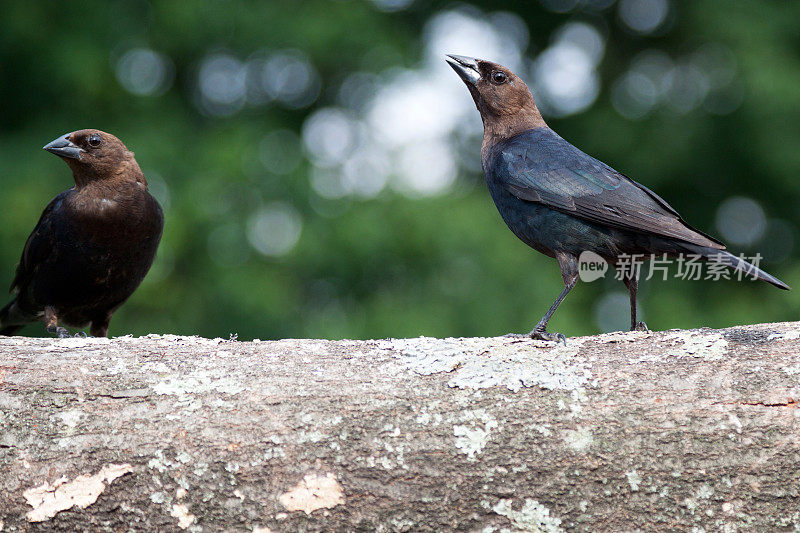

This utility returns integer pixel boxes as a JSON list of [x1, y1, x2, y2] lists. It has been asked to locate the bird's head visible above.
[[446, 55, 546, 137], [43, 129, 143, 186]]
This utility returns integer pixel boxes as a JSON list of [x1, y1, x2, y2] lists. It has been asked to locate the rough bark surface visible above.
[[1, 322, 799, 532]]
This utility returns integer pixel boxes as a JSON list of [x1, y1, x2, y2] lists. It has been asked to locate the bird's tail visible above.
[[0, 300, 25, 336], [686, 246, 790, 290]]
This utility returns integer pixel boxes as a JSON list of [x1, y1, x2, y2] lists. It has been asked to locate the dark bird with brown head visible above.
[[0, 129, 164, 337], [446, 54, 788, 342]]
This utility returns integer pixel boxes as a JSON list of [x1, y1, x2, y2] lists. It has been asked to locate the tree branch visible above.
[[1, 323, 799, 531]]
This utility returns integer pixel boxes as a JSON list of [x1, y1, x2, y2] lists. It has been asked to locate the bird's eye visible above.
[[491, 71, 508, 85], [88, 134, 102, 148]]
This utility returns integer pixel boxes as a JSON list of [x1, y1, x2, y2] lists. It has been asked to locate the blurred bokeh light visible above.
[[116, 48, 174, 96], [618, 0, 670, 35]]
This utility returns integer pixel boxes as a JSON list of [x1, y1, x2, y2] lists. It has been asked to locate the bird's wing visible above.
[[496, 130, 725, 249], [10, 191, 70, 293]]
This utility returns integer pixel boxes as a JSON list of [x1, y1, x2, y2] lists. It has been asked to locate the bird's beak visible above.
[[43, 134, 84, 160], [446, 54, 481, 86]]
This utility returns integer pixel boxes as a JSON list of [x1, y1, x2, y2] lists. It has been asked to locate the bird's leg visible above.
[[44, 306, 70, 338], [528, 282, 576, 344], [90, 313, 111, 338], [621, 273, 648, 332], [508, 252, 578, 344]]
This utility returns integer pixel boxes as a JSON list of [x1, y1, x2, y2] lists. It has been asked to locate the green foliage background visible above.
[[1, 0, 798, 340]]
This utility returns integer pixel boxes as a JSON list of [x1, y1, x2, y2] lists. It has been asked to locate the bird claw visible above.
[[74, 331, 88, 338], [55, 327, 70, 338], [529, 329, 567, 345], [504, 328, 567, 346], [632, 321, 649, 332], [504, 329, 567, 345]]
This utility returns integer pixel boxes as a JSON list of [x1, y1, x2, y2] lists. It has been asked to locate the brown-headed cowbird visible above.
[[0, 130, 164, 337], [446, 54, 789, 342]]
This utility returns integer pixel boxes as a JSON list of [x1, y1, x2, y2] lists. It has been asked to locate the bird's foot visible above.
[[46, 325, 71, 338], [529, 329, 567, 345], [632, 321, 649, 332], [504, 328, 567, 345], [73, 331, 88, 338]]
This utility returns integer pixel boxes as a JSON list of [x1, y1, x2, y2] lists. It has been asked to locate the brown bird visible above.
[[0, 130, 164, 337], [447, 55, 788, 341]]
